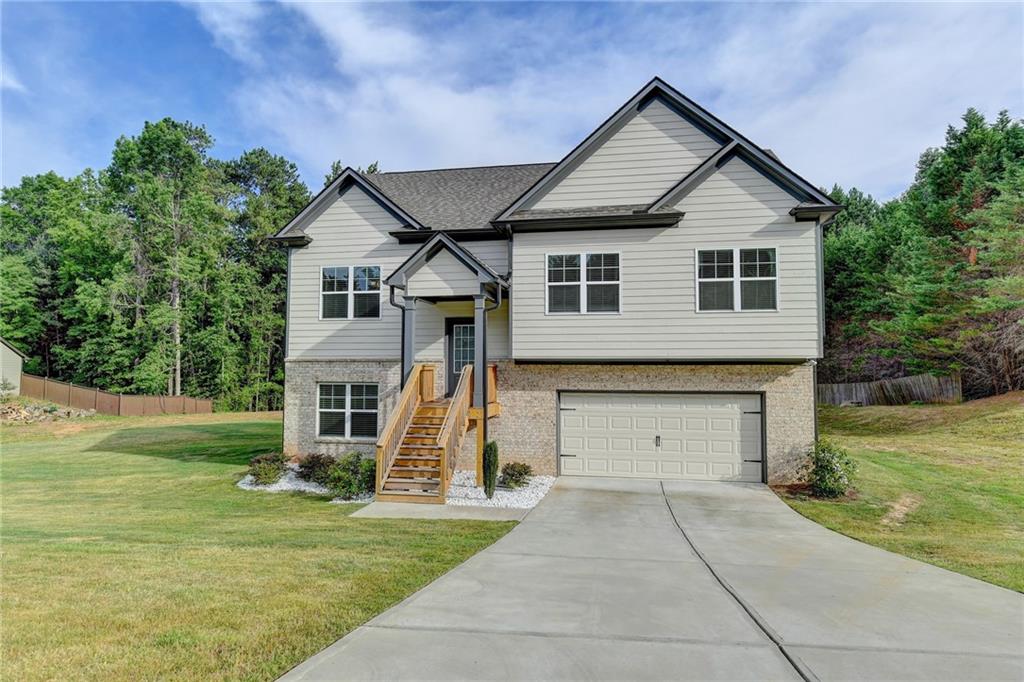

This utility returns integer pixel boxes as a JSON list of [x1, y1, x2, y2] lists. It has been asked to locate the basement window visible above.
[[317, 383, 379, 439]]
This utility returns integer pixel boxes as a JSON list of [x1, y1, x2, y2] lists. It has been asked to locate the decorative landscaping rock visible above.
[[445, 469, 555, 509], [0, 401, 96, 423], [237, 463, 371, 503]]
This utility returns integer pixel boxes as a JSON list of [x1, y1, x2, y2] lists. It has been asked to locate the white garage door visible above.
[[559, 392, 763, 482]]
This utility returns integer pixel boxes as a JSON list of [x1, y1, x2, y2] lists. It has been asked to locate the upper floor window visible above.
[[321, 266, 381, 319], [696, 248, 777, 312], [547, 253, 620, 314]]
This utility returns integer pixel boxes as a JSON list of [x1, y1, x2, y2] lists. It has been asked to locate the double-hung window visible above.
[[321, 266, 381, 319], [546, 253, 620, 314], [317, 383, 379, 439], [696, 247, 777, 311]]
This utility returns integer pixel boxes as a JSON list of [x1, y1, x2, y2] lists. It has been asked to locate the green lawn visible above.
[[1, 411, 514, 681], [778, 393, 1024, 592]]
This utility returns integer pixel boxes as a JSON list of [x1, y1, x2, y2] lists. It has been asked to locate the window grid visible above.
[[321, 266, 381, 319], [317, 383, 379, 439], [546, 252, 620, 314], [696, 248, 778, 312]]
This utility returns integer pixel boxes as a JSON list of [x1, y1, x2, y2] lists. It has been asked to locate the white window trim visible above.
[[694, 247, 780, 313], [544, 251, 622, 315], [318, 265, 382, 321], [315, 382, 379, 441]]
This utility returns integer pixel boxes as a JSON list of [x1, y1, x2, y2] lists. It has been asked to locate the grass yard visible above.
[[1, 411, 514, 681], [779, 392, 1024, 592]]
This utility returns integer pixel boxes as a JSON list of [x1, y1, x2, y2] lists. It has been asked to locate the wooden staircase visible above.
[[378, 400, 450, 501], [375, 362, 497, 504]]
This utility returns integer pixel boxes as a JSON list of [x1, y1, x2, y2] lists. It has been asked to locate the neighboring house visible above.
[[271, 77, 840, 502], [0, 337, 27, 396]]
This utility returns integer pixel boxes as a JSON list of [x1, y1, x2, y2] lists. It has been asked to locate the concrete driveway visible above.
[[283, 478, 1024, 681]]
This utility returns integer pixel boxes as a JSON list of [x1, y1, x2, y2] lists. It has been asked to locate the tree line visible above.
[[820, 109, 1023, 398], [1, 110, 1021, 407]]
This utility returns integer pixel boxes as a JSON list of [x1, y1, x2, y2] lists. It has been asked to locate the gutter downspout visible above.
[[389, 286, 410, 389], [481, 284, 503, 442]]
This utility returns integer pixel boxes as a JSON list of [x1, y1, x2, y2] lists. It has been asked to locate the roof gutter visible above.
[[494, 211, 682, 233]]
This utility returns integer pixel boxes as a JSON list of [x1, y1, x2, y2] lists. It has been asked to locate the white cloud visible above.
[[189, 1, 267, 67], [189, 1, 1021, 199], [1, 55, 27, 93]]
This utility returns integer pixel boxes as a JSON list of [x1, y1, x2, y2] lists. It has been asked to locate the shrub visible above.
[[248, 452, 287, 486], [499, 462, 533, 489], [298, 453, 335, 485], [803, 438, 857, 498], [326, 452, 375, 499], [483, 440, 498, 499], [358, 458, 376, 494]]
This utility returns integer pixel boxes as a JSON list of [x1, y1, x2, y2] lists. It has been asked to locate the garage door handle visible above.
[[655, 435, 661, 447], [559, 407, 576, 411]]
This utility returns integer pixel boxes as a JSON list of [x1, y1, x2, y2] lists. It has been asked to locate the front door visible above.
[[445, 317, 475, 396]]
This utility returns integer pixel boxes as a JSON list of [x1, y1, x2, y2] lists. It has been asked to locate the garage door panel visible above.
[[559, 392, 762, 482]]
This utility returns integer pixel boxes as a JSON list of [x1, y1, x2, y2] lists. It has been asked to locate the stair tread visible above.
[[391, 466, 441, 471], [378, 489, 440, 497]]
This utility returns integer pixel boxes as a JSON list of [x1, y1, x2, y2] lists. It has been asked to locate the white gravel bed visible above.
[[237, 464, 371, 503], [445, 469, 555, 509]]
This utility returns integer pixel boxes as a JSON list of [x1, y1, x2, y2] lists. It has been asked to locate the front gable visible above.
[[525, 97, 721, 210], [496, 77, 837, 223]]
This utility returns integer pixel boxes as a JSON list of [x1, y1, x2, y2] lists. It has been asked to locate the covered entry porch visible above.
[[375, 233, 506, 502]]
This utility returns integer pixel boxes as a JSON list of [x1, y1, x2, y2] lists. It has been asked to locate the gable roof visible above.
[[495, 77, 835, 221], [385, 232, 507, 289], [0, 337, 28, 359], [365, 163, 554, 231], [270, 167, 426, 244]]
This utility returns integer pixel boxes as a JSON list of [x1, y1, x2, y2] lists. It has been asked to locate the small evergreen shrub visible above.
[[358, 458, 376, 494], [248, 452, 287, 485], [326, 452, 375, 499], [804, 438, 857, 498], [298, 453, 335, 485], [483, 440, 498, 499], [499, 462, 533, 489]]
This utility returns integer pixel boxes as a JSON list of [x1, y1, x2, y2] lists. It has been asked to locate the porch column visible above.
[[473, 294, 487, 411], [401, 296, 416, 388]]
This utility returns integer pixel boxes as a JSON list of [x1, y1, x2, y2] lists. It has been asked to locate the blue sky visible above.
[[2, 2, 1021, 199]]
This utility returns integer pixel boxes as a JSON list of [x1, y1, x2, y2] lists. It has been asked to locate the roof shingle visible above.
[[362, 163, 555, 231]]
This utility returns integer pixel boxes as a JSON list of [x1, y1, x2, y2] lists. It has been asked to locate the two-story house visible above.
[[270, 77, 840, 502]]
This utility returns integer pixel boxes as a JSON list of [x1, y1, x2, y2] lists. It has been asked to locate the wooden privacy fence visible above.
[[19, 374, 212, 416], [817, 373, 962, 407]]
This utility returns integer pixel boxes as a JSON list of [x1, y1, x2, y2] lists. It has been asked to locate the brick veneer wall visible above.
[[486, 361, 815, 483], [284, 358, 815, 483], [283, 359, 445, 458]]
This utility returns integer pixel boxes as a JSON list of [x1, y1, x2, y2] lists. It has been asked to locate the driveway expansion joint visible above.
[[660, 481, 820, 682], [363, 623, 775, 648]]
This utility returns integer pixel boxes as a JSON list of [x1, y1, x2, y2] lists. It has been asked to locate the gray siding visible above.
[[0, 343, 23, 395], [406, 250, 480, 297], [526, 99, 719, 210], [287, 185, 508, 360], [511, 156, 820, 360]]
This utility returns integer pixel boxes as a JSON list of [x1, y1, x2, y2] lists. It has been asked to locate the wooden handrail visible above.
[[437, 365, 473, 498], [375, 364, 424, 494]]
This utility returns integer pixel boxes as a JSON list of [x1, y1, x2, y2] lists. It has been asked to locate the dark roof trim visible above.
[[494, 77, 833, 220], [269, 167, 424, 243], [496, 211, 682, 233], [385, 232, 505, 288], [389, 227, 503, 244], [0, 337, 28, 359], [791, 202, 844, 220], [648, 141, 738, 211], [649, 78, 834, 205]]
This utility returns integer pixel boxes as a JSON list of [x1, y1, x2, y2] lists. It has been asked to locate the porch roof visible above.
[[385, 232, 508, 292]]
